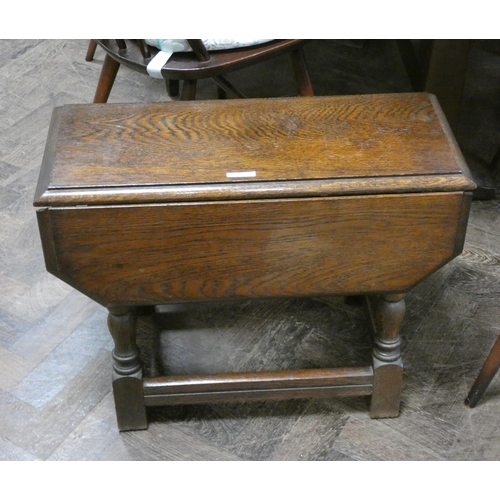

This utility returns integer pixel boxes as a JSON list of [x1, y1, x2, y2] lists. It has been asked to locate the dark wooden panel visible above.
[[41, 192, 464, 306]]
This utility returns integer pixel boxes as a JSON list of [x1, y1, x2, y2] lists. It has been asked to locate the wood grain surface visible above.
[[38, 93, 469, 192], [39, 192, 466, 306]]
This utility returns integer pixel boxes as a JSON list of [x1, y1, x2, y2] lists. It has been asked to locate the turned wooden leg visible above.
[[108, 307, 147, 431], [465, 334, 500, 408], [367, 293, 405, 418], [93, 54, 121, 104]]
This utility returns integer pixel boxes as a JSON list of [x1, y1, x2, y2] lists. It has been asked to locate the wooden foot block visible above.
[[370, 360, 403, 418], [113, 373, 147, 431]]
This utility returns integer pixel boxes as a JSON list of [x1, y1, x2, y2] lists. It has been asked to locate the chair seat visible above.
[[96, 39, 309, 80], [144, 39, 275, 79], [146, 38, 274, 52]]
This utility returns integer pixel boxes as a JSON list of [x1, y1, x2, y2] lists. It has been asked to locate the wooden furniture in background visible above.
[[465, 334, 500, 407], [34, 93, 475, 430], [89, 39, 314, 102], [397, 40, 472, 135]]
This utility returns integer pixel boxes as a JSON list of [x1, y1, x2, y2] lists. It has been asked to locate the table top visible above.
[[35, 93, 475, 207]]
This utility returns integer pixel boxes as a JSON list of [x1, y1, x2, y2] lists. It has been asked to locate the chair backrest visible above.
[[187, 40, 210, 61]]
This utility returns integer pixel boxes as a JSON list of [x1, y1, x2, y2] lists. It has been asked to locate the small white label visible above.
[[226, 170, 257, 178]]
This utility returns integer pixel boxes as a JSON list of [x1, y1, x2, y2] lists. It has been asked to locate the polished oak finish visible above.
[[36, 193, 468, 306], [34, 93, 475, 430], [35, 93, 470, 190]]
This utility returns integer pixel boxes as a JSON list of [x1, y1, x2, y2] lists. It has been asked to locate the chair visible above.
[[89, 39, 314, 103], [86, 39, 183, 98], [464, 145, 500, 408], [465, 334, 500, 407]]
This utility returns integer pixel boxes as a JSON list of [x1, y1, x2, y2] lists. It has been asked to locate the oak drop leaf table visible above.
[[34, 93, 475, 431]]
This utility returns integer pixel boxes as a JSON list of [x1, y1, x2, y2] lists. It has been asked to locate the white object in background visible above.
[[146, 39, 191, 79], [145, 39, 274, 79]]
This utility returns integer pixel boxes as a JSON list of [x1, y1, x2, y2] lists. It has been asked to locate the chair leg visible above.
[[465, 335, 500, 408], [290, 48, 314, 97], [167, 79, 179, 97], [217, 85, 228, 99], [180, 79, 197, 100], [93, 54, 121, 103], [213, 76, 246, 98], [488, 146, 500, 172], [86, 39, 98, 62]]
